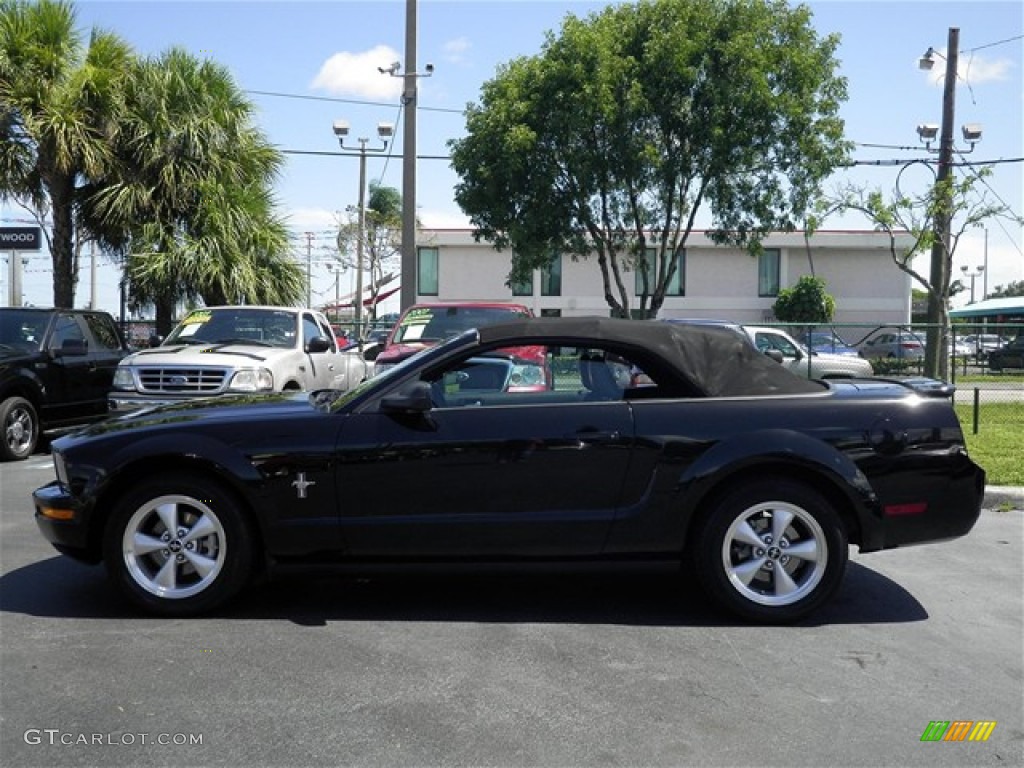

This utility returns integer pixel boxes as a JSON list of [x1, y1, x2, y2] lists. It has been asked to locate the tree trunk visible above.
[[47, 175, 78, 308], [155, 295, 177, 337]]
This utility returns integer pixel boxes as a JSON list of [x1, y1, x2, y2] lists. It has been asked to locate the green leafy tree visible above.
[[988, 280, 1024, 299], [336, 182, 403, 321], [0, 0, 133, 308], [92, 48, 301, 334], [829, 166, 1017, 379], [449, 0, 850, 317], [773, 275, 835, 323]]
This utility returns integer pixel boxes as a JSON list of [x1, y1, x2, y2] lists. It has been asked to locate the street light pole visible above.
[[924, 26, 958, 381], [355, 140, 368, 336], [332, 120, 392, 340], [961, 264, 984, 304]]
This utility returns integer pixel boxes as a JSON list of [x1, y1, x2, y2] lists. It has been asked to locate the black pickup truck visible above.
[[0, 307, 129, 461]]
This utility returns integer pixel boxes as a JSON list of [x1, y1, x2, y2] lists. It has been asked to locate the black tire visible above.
[[103, 473, 254, 616], [0, 396, 39, 461], [691, 479, 848, 623]]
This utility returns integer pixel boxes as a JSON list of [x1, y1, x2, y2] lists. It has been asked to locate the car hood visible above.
[[61, 390, 329, 442], [375, 341, 430, 365], [121, 343, 293, 366]]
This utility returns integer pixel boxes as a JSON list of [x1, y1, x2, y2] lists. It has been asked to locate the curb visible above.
[[984, 486, 1024, 510]]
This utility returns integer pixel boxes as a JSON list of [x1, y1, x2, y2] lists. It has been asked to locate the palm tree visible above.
[[0, 0, 133, 308], [93, 48, 302, 334]]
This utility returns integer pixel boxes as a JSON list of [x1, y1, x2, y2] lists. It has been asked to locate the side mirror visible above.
[[380, 381, 433, 414], [306, 336, 331, 354], [148, 334, 163, 348], [53, 338, 88, 357], [764, 349, 784, 364]]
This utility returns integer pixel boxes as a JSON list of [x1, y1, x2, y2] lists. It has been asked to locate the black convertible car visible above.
[[33, 317, 985, 622]]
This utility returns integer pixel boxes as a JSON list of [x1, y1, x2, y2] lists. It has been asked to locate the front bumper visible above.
[[33, 481, 99, 562]]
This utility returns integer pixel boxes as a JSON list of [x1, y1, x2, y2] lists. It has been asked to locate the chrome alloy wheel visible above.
[[4, 402, 35, 456], [720, 500, 827, 607], [122, 495, 227, 600]]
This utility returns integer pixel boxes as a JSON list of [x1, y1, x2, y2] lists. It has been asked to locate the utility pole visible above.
[[400, 0, 418, 311], [305, 232, 314, 307], [924, 26, 958, 381]]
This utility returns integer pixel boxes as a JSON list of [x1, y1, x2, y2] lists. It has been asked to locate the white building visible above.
[[413, 229, 916, 325]]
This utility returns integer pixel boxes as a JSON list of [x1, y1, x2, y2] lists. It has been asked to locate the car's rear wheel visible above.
[[103, 474, 253, 616], [693, 479, 848, 623], [0, 396, 39, 461]]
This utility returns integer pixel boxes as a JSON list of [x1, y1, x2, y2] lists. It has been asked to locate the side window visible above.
[[50, 314, 86, 351], [83, 314, 122, 351], [302, 314, 324, 347]]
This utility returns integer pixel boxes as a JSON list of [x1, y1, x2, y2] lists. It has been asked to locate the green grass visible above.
[[954, 403, 1024, 486]]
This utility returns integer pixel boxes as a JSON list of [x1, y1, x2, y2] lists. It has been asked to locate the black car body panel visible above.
[[32, 317, 985, 620]]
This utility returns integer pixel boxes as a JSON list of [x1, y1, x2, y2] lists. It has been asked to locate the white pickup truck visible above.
[[110, 306, 371, 412]]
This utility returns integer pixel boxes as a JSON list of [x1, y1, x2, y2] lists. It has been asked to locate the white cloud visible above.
[[922, 49, 1014, 87], [443, 37, 471, 65], [311, 45, 404, 100], [418, 207, 471, 229]]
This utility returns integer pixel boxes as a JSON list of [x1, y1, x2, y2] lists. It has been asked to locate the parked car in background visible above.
[[1, 308, 129, 461], [372, 301, 538, 377], [987, 336, 1024, 371], [858, 330, 926, 361], [665, 319, 873, 379], [798, 329, 860, 357], [33, 317, 984, 623], [743, 326, 874, 379], [961, 333, 1010, 362], [110, 306, 371, 412]]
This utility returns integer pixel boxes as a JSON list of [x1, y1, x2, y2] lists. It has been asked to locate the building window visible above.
[[540, 308, 562, 317], [418, 247, 438, 296], [511, 272, 533, 296], [635, 247, 685, 296], [758, 249, 780, 297], [541, 255, 562, 296]]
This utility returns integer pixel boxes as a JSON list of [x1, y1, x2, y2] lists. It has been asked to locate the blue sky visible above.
[[3, 0, 1022, 315]]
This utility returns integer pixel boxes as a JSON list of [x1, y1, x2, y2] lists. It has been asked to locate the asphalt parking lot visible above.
[[1, 455, 1021, 768]]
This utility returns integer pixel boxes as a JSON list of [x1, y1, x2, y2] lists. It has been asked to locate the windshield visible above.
[[164, 308, 298, 349], [392, 306, 529, 344]]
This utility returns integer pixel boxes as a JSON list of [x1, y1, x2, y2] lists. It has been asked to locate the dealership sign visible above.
[[0, 227, 42, 250]]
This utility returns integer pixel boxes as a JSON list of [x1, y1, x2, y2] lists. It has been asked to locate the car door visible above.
[[302, 312, 346, 389], [39, 312, 95, 425], [333, 345, 636, 557], [81, 312, 127, 417]]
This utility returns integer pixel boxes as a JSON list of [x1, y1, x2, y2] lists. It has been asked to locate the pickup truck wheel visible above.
[[104, 474, 253, 616], [0, 396, 39, 461], [693, 480, 848, 624]]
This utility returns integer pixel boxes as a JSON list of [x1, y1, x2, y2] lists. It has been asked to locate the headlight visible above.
[[112, 367, 135, 390], [228, 368, 274, 392], [53, 450, 68, 486]]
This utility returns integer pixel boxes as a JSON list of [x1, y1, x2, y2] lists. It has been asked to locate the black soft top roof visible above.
[[477, 316, 823, 397]]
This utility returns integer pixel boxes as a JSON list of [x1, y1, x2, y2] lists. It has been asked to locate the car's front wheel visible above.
[[692, 479, 848, 623], [0, 396, 39, 461], [103, 474, 254, 616]]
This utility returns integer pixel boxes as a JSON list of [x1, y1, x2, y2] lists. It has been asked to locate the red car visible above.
[[372, 302, 549, 390]]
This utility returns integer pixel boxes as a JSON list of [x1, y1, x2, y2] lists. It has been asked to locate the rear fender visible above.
[[677, 428, 879, 543]]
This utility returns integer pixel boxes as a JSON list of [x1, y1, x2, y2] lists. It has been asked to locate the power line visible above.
[[245, 89, 462, 115]]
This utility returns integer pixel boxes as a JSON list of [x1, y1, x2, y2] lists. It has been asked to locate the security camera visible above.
[[425, 62, 434, 74]]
